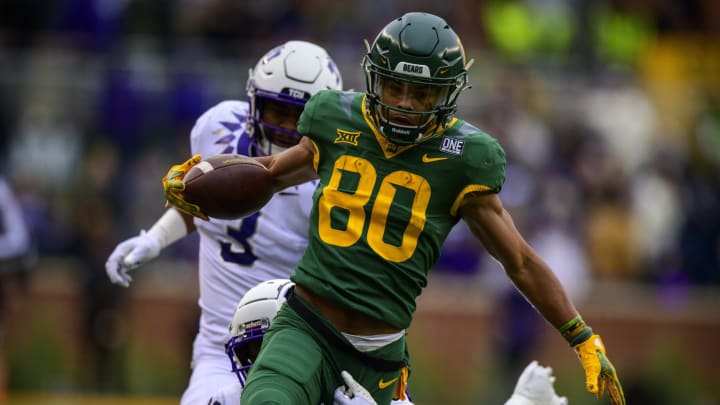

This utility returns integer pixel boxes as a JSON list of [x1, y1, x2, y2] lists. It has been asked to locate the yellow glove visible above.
[[574, 334, 625, 404], [561, 316, 625, 405], [161, 154, 209, 221]]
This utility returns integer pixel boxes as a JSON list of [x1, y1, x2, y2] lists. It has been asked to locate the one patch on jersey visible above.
[[439, 136, 464, 155], [334, 129, 361, 146]]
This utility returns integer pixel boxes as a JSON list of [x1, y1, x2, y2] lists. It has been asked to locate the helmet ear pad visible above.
[[246, 41, 343, 155], [363, 12, 469, 144]]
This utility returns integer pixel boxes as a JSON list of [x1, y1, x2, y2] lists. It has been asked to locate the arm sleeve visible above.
[[464, 136, 506, 193]]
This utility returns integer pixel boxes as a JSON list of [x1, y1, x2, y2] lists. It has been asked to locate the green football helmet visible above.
[[363, 12, 471, 144]]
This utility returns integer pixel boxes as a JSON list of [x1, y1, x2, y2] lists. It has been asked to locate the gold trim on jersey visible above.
[[309, 139, 320, 172], [360, 95, 460, 159], [361, 95, 416, 159], [450, 184, 493, 216]]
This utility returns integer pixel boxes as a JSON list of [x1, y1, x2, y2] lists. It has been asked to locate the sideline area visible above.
[[4, 258, 720, 403]]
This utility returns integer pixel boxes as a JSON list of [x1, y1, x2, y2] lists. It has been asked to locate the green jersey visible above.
[[293, 90, 506, 329]]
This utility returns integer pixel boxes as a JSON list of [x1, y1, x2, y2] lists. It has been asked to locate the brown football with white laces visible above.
[[182, 154, 274, 219]]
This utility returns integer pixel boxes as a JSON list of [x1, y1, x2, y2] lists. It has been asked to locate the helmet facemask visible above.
[[224, 279, 294, 387], [365, 63, 465, 144], [224, 317, 270, 387], [247, 84, 307, 155]]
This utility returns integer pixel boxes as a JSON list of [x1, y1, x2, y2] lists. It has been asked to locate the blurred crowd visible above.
[[3, 0, 713, 281], [0, 0, 719, 397]]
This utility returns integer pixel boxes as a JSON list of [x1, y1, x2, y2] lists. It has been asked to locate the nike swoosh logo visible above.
[[422, 153, 448, 163], [378, 376, 399, 390]]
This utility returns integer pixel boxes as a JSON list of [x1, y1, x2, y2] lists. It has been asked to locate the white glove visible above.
[[334, 370, 377, 405], [505, 361, 568, 405], [105, 229, 161, 287], [208, 382, 243, 405]]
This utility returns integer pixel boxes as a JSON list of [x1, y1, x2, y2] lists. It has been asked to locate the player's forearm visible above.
[[257, 139, 318, 191], [461, 194, 580, 328], [508, 249, 628, 405], [506, 251, 579, 329]]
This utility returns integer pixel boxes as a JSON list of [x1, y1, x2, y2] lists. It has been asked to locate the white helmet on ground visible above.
[[224, 278, 295, 386], [247, 40, 343, 155]]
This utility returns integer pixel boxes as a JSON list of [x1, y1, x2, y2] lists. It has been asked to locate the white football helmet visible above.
[[247, 40, 343, 155], [224, 278, 295, 386]]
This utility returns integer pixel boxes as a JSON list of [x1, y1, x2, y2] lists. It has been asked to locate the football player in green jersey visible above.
[[163, 12, 625, 405]]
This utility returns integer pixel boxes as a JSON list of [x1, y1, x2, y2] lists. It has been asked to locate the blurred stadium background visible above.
[[0, 0, 719, 404]]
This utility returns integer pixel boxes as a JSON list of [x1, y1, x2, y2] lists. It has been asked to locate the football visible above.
[[182, 154, 274, 219]]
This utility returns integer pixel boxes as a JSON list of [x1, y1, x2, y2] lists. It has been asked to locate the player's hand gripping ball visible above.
[[163, 154, 207, 220], [164, 154, 274, 221]]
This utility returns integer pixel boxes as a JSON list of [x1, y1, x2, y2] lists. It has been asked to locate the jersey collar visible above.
[[360, 94, 458, 159], [361, 94, 418, 159]]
